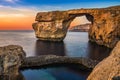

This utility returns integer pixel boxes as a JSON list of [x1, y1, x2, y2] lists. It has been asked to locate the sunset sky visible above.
[[0, 0, 120, 30]]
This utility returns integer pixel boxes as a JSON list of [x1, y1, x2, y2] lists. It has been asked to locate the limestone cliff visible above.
[[33, 5, 120, 48], [87, 41, 120, 80], [89, 6, 120, 48]]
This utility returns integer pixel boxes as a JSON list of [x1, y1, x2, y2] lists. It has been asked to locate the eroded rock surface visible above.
[[0, 45, 26, 80], [87, 41, 120, 80], [33, 6, 120, 48], [21, 55, 98, 69], [89, 6, 120, 48]]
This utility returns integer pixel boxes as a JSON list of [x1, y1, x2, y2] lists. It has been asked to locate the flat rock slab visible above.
[[21, 55, 98, 69]]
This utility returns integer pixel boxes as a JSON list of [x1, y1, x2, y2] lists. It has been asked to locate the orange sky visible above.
[[0, 0, 119, 30], [0, 8, 90, 30], [0, 5, 90, 30], [0, 5, 37, 30], [0, 16, 35, 30]]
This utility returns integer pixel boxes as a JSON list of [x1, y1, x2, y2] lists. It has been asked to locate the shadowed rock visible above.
[[33, 5, 120, 48], [87, 41, 120, 80]]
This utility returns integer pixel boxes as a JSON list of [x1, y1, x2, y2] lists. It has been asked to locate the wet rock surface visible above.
[[33, 6, 120, 48], [87, 41, 120, 80]]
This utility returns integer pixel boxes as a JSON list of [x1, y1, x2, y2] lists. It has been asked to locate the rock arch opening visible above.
[[62, 13, 94, 36], [69, 15, 92, 32], [62, 13, 94, 32]]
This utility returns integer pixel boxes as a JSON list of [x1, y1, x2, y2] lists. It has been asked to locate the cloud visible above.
[[5, 0, 19, 3], [0, 4, 63, 18], [36, 5, 62, 11], [0, 14, 27, 17], [0, 5, 37, 18]]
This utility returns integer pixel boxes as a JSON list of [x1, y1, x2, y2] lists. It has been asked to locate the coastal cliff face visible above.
[[33, 6, 120, 48], [89, 6, 120, 48], [87, 41, 120, 80]]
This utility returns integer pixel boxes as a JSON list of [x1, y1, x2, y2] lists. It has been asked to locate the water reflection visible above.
[[0, 31, 113, 80], [35, 40, 66, 56], [87, 41, 112, 61]]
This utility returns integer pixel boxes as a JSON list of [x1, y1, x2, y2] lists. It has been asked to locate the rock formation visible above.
[[21, 55, 98, 69], [0, 45, 98, 79], [0, 45, 26, 80], [87, 41, 120, 80], [89, 6, 120, 48], [33, 6, 120, 48]]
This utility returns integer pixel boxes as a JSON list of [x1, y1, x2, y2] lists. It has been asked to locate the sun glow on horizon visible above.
[[0, 0, 119, 30], [0, 5, 37, 30], [0, 16, 34, 30]]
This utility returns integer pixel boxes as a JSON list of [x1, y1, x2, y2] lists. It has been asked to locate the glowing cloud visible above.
[[5, 0, 19, 3], [0, 5, 37, 30]]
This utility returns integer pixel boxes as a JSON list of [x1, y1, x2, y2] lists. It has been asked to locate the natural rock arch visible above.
[[33, 6, 120, 48], [63, 13, 93, 30]]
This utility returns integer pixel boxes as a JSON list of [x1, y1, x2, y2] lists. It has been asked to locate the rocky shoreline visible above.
[[0, 45, 98, 80], [0, 5, 119, 80], [87, 41, 120, 80], [0, 41, 120, 80]]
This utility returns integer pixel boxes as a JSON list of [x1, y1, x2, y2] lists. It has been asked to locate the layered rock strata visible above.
[[33, 6, 120, 48], [87, 41, 120, 80]]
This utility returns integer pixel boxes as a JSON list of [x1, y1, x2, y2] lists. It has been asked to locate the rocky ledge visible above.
[[21, 55, 98, 69], [33, 6, 120, 48], [0, 45, 98, 80], [87, 41, 120, 80], [1, 40, 120, 80]]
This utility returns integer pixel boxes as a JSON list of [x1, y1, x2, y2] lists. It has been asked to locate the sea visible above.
[[0, 30, 112, 80]]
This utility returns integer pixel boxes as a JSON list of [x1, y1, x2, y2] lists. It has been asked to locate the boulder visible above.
[[0, 45, 26, 79]]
